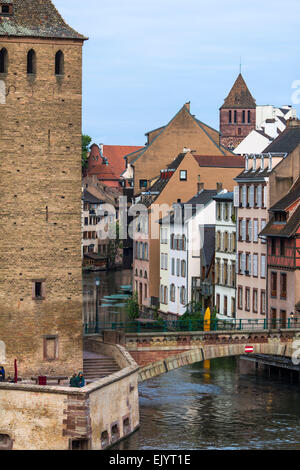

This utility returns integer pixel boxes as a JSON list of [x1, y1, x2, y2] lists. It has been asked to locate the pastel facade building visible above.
[[260, 180, 300, 326], [213, 192, 237, 319]]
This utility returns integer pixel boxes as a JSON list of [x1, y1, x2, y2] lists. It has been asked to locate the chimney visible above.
[[183, 147, 191, 153], [217, 182, 223, 192], [287, 118, 300, 128], [184, 102, 191, 112], [198, 182, 204, 193]]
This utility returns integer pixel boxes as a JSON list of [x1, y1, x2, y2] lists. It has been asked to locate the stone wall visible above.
[[0, 343, 140, 450], [0, 36, 84, 377]]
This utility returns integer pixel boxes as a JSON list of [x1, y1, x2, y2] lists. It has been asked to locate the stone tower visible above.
[[0, 0, 87, 377], [220, 74, 256, 150]]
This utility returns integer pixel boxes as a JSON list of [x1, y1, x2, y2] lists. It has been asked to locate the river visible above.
[[115, 357, 300, 450], [85, 269, 300, 450]]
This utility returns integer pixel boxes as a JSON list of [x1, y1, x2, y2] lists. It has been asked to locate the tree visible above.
[[107, 220, 123, 269], [126, 292, 139, 320], [82, 134, 92, 170]]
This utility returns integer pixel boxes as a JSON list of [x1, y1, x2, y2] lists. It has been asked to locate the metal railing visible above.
[[84, 317, 300, 335]]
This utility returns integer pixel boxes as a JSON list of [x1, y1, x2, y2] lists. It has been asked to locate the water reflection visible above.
[[82, 269, 132, 325], [115, 357, 300, 450]]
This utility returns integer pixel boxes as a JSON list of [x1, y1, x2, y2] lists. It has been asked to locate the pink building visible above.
[[260, 179, 300, 327], [234, 153, 285, 320]]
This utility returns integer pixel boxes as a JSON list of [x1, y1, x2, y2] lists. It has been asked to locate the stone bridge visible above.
[[122, 329, 300, 382]]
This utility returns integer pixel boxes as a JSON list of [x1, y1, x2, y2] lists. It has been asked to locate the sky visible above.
[[54, 0, 300, 146]]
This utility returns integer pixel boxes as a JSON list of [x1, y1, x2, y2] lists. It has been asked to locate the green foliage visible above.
[[107, 220, 123, 269], [82, 134, 92, 170], [126, 292, 139, 320], [178, 301, 217, 330]]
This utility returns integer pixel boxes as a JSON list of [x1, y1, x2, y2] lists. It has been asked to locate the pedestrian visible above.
[[0, 366, 5, 382], [6, 376, 14, 384], [78, 372, 85, 388], [69, 373, 79, 388]]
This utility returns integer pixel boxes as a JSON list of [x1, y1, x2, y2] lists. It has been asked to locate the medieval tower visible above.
[[220, 73, 256, 150], [0, 0, 86, 377]]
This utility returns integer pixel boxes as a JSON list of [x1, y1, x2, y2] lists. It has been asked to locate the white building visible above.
[[159, 217, 171, 314], [234, 105, 297, 155], [213, 192, 237, 320]]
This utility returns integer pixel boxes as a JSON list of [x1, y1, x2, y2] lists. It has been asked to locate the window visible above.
[[181, 260, 186, 278], [229, 110, 232, 123], [180, 287, 186, 305], [170, 284, 176, 302], [33, 280, 45, 300], [27, 49, 36, 74], [234, 111, 237, 123], [216, 203, 221, 220], [238, 287, 243, 310], [71, 439, 90, 450], [245, 288, 250, 311], [253, 254, 258, 277], [248, 111, 251, 123], [271, 308, 277, 328], [0, 47, 8, 74], [280, 273, 287, 299], [55, 50, 64, 75], [139, 179, 147, 189], [242, 110, 245, 123], [253, 289, 258, 313], [1, 5, 9, 13], [231, 298, 236, 317], [176, 259, 180, 277], [182, 235, 186, 251], [43, 335, 58, 361], [238, 128, 242, 136], [280, 310, 287, 328], [261, 254, 266, 278], [111, 424, 120, 444], [271, 272, 277, 297], [224, 296, 228, 316], [261, 291, 266, 315], [171, 258, 175, 276], [180, 170, 187, 181], [216, 294, 220, 312]]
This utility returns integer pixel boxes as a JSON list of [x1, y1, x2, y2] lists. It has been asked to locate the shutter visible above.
[[254, 220, 258, 242], [250, 185, 255, 208], [253, 254, 258, 277], [236, 253, 239, 273], [242, 185, 247, 207], [242, 219, 246, 241], [234, 186, 239, 207], [264, 186, 268, 208], [257, 185, 262, 208], [248, 255, 252, 275], [248, 220, 252, 242], [261, 255, 266, 278], [242, 253, 246, 274]]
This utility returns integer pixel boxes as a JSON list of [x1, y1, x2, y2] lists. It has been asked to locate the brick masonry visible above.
[[0, 35, 85, 377]]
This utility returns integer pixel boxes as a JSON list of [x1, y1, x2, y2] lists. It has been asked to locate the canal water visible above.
[[85, 270, 300, 450], [115, 357, 300, 450], [83, 269, 132, 325]]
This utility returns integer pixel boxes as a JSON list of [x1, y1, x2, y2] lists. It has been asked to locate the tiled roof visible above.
[[0, 0, 86, 40], [213, 192, 234, 201], [259, 205, 300, 238], [193, 155, 245, 168], [221, 74, 256, 109], [82, 190, 103, 204], [263, 124, 300, 154], [186, 190, 218, 207], [103, 145, 143, 177]]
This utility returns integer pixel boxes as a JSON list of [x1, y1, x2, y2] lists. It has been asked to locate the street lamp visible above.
[[95, 277, 100, 334]]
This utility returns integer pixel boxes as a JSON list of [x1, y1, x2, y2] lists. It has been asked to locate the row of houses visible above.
[[132, 119, 300, 325]]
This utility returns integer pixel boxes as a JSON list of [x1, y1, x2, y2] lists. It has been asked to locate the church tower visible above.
[[220, 74, 256, 150], [0, 0, 87, 377]]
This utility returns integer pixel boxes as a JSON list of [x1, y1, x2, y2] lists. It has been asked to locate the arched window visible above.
[[144, 271, 148, 279], [234, 110, 237, 123], [181, 260, 186, 278], [229, 110, 232, 123], [248, 110, 251, 123], [55, 50, 64, 75], [0, 48, 8, 74], [27, 49, 36, 74], [170, 234, 175, 250], [242, 110, 245, 123], [170, 284, 175, 302], [144, 243, 148, 260]]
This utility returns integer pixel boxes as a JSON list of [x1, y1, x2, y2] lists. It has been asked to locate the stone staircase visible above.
[[83, 352, 120, 382]]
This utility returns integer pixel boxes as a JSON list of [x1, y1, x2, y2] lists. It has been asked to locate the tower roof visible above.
[[221, 74, 256, 109], [0, 0, 86, 40]]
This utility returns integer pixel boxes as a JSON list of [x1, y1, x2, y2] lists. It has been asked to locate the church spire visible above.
[[221, 74, 256, 109]]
